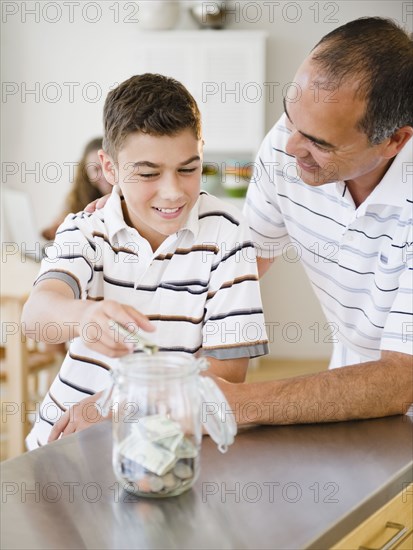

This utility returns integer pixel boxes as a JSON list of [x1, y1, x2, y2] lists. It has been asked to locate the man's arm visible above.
[[215, 350, 412, 425]]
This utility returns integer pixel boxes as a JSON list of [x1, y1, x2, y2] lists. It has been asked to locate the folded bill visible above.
[[109, 320, 158, 355], [119, 414, 199, 481]]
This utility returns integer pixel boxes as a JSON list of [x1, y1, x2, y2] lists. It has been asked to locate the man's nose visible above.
[[286, 129, 306, 157]]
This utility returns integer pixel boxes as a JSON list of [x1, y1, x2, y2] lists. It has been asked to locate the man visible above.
[[87, 17, 412, 425], [219, 16, 413, 424]]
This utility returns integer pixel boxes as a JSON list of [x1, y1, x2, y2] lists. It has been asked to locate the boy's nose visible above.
[[159, 173, 183, 200]]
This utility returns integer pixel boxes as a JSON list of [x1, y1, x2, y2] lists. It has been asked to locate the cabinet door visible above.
[[397, 530, 413, 549], [332, 484, 413, 550], [135, 31, 266, 155]]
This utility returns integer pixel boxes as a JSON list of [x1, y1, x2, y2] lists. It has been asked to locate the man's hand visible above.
[[48, 391, 108, 442], [84, 194, 111, 213]]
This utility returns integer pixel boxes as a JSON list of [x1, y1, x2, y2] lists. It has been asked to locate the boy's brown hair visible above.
[[102, 73, 202, 161]]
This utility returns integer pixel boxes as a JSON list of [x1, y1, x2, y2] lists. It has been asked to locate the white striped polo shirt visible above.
[[244, 115, 412, 368], [27, 187, 268, 448]]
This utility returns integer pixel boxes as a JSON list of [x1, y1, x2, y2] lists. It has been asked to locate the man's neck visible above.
[[346, 157, 394, 208]]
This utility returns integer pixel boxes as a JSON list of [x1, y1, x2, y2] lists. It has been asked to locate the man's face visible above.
[[284, 56, 390, 189], [113, 129, 202, 250]]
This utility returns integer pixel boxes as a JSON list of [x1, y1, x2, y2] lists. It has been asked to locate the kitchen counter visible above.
[[1, 415, 412, 549]]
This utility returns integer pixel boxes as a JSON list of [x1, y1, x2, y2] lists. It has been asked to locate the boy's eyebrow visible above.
[[283, 97, 336, 149], [133, 161, 159, 168], [180, 155, 201, 166], [132, 156, 201, 169]]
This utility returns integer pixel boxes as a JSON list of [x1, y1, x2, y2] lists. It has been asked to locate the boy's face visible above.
[[100, 129, 203, 250]]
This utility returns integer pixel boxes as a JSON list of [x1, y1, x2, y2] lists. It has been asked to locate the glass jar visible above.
[[99, 353, 236, 498]]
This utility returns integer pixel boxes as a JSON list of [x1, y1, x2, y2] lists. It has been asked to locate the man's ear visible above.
[[382, 126, 413, 159], [98, 149, 117, 186]]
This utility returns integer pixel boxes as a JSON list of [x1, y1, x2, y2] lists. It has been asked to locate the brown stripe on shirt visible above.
[[48, 390, 67, 411], [69, 351, 111, 371], [155, 244, 219, 260], [92, 231, 139, 258], [148, 314, 204, 324], [207, 274, 259, 299]]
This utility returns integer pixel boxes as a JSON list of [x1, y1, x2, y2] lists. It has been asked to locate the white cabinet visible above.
[[134, 31, 267, 155]]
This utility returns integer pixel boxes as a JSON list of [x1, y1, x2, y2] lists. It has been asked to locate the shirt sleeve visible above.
[[243, 114, 292, 259], [34, 213, 96, 299], [201, 212, 269, 360], [380, 224, 413, 356]]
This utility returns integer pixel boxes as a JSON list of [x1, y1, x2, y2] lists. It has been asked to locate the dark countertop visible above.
[[1, 416, 412, 550]]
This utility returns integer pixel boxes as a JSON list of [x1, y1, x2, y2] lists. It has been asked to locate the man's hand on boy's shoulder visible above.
[[84, 194, 111, 213], [48, 391, 108, 442]]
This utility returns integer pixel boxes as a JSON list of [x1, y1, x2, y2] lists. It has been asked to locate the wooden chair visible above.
[[0, 340, 62, 460], [0, 250, 62, 459]]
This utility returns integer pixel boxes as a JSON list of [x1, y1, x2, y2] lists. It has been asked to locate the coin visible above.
[[161, 472, 180, 490], [173, 461, 193, 480], [138, 473, 164, 493]]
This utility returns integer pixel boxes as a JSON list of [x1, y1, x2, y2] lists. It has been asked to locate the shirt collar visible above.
[[334, 138, 412, 214], [178, 195, 199, 240], [360, 139, 412, 211], [101, 186, 128, 242], [102, 185, 200, 244]]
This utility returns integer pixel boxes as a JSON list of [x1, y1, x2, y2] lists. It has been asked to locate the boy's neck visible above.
[[121, 201, 166, 252]]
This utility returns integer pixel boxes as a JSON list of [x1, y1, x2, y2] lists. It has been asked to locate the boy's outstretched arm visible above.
[[21, 279, 155, 357]]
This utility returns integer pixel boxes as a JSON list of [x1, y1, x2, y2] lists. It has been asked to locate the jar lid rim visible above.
[[117, 353, 200, 379]]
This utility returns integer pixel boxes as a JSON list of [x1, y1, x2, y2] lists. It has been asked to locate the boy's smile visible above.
[[101, 129, 203, 251]]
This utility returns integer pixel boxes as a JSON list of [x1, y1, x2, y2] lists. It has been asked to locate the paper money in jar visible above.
[[110, 353, 237, 498], [116, 414, 199, 497]]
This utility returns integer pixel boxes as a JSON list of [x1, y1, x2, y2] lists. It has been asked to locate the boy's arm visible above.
[[257, 256, 275, 278], [22, 279, 154, 356], [204, 357, 249, 383]]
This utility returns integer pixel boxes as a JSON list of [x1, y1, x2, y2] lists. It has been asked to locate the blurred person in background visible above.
[[42, 137, 112, 241]]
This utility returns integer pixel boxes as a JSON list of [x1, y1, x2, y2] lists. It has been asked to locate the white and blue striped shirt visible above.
[[27, 188, 268, 448], [244, 115, 412, 368]]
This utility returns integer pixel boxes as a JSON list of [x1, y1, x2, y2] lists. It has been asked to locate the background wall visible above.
[[2, 1, 411, 359]]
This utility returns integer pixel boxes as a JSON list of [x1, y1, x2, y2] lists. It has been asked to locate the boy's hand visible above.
[[48, 391, 108, 442], [84, 194, 111, 213], [79, 300, 155, 357]]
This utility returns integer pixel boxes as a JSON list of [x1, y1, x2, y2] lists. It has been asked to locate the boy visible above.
[[22, 74, 269, 449]]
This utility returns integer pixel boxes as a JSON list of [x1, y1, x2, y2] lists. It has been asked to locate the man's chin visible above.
[[299, 169, 338, 187], [299, 173, 328, 186]]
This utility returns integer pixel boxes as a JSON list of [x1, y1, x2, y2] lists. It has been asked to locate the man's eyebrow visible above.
[[283, 98, 337, 149], [132, 156, 201, 169]]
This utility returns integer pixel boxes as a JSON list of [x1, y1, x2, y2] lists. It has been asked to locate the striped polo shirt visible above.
[[244, 115, 412, 368], [27, 187, 268, 448]]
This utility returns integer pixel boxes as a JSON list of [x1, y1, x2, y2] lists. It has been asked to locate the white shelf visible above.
[[134, 31, 267, 155]]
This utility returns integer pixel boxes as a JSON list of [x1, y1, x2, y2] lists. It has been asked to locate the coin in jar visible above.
[[173, 461, 193, 480], [161, 472, 181, 491], [138, 473, 164, 493]]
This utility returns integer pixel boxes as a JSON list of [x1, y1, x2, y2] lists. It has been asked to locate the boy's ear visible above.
[[98, 149, 117, 186]]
